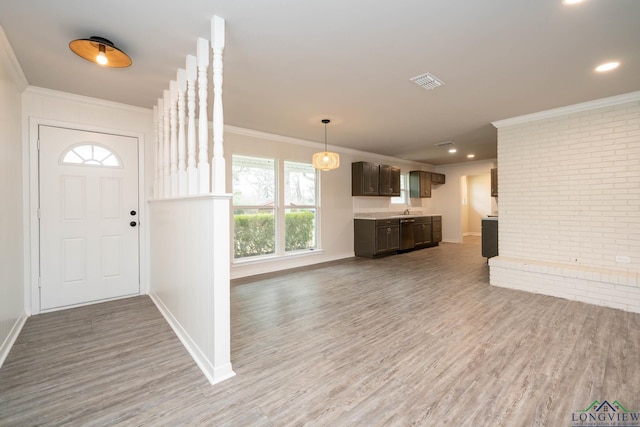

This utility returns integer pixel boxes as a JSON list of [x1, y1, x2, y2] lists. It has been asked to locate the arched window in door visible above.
[[60, 143, 122, 168]]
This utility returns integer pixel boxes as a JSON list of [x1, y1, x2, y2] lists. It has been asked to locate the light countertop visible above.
[[354, 213, 442, 220]]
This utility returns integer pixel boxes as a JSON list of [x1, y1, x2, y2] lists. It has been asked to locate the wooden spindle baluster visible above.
[[186, 55, 198, 196], [211, 16, 226, 194], [163, 90, 171, 198], [177, 69, 187, 196], [197, 38, 210, 194], [157, 99, 165, 199], [169, 80, 179, 197], [153, 105, 159, 199]]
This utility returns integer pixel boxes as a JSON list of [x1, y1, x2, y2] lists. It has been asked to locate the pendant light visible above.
[[312, 119, 340, 171], [69, 36, 132, 68]]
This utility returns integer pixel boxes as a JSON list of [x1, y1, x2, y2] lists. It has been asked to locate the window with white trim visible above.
[[60, 143, 122, 168], [391, 173, 408, 205], [232, 155, 318, 260]]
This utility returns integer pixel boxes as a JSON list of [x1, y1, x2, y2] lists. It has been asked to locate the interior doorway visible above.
[[461, 174, 493, 237]]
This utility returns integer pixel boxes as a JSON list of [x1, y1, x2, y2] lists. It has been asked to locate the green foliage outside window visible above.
[[285, 211, 315, 251], [234, 211, 315, 258]]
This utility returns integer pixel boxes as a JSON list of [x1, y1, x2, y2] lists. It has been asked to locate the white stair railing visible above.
[[163, 90, 171, 198], [153, 105, 160, 199], [152, 16, 226, 199], [169, 80, 178, 197], [177, 69, 188, 196], [186, 55, 198, 195], [211, 16, 225, 195], [197, 38, 210, 194]]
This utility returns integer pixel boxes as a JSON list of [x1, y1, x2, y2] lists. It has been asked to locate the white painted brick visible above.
[[494, 97, 640, 313]]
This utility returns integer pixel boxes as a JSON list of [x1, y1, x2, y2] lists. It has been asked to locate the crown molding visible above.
[[0, 25, 28, 91], [224, 124, 433, 167], [492, 90, 640, 128]]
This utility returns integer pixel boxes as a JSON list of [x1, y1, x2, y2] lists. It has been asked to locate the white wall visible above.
[[432, 160, 497, 243], [224, 127, 434, 279], [491, 92, 640, 313], [22, 87, 153, 314], [149, 196, 234, 384], [0, 25, 27, 366]]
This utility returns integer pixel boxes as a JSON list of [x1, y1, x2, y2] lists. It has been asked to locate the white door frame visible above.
[[27, 118, 147, 315]]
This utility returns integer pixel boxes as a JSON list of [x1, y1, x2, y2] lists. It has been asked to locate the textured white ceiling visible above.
[[1, 0, 639, 164]]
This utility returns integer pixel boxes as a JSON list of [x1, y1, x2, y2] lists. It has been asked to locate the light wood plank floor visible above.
[[1, 237, 639, 426]]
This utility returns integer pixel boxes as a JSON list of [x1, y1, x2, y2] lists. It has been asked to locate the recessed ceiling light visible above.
[[448, 148, 457, 154], [467, 154, 475, 159], [562, 0, 584, 5], [595, 61, 620, 72]]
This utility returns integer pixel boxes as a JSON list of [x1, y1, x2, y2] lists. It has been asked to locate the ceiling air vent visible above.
[[434, 141, 454, 147], [410, 73, 444, 90]]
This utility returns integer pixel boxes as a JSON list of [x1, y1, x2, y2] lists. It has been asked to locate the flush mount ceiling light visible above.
[[69, 36, 132, 68], [467, 154, 475, 159], [595, 61, 620, 72], [448, 148, 457, 154], [562, 0, 585, 5], [312, 119, 340, 171]]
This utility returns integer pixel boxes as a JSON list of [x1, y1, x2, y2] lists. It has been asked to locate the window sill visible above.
[[232, 248, 325, 267]]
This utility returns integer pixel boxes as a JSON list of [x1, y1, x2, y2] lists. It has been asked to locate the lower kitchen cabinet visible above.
[[413, 217, 432, 246], [354, 219, 400, 258], [482, 218, 498, 258], [354, 216, 441, 258], [432, 216, 442, 243]]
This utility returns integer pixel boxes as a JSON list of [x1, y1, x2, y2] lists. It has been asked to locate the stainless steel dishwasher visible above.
[[400, 218, 415, 250]]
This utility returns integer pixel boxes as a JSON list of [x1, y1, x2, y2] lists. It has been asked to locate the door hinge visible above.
[[37, 208, 41, 219], [38, 276, 41, 288], [37, 139, 40, 150]]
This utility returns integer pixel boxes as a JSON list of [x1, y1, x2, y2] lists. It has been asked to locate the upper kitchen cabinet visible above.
[[352, 161, 379, 196], [491, 168, 498, 197], [409, 171, 431, 198], [379, 164, 401, 196], [431, 173, 446, 185]]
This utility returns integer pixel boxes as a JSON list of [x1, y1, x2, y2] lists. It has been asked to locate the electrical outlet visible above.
[[615, 255, 631, 263]]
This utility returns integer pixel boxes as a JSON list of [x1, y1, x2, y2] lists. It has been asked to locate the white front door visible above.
[[39, 125, 140, 310]]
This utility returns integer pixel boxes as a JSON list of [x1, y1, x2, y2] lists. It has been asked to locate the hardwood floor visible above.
[[1, 237, 639, 426]]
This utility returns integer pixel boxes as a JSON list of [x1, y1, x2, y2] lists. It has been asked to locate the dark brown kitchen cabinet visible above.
[[409, 171, 431, 198], [491, 168, 498, 197], [482, 218, 498, 258], [413, 216, 432, 246], [379, 165, 401, 196], [431, 216, 442, 243], [352, 161, 379, 196], [431, 173, 446, 184], [354, 218, 399, 258]]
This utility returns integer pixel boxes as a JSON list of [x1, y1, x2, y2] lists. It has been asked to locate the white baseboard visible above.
[[463, 232, 481, 237], [149, 292, 236, 385], [0, 312, 28, 368]]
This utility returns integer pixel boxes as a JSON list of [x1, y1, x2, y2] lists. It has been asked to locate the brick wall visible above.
[[490, 93, 640, 313]]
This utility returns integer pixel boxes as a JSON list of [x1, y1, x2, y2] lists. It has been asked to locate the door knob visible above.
[[130, 210, 137, 216], [130, 221, 137, 227]]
